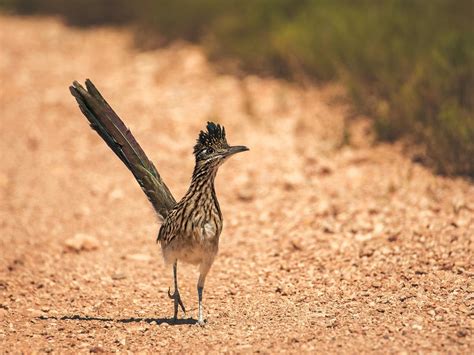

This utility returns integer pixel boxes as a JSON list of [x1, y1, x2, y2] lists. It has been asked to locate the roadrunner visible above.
[[70, 79, 248, 324]]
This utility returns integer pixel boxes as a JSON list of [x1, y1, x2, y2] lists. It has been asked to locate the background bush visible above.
[[2, 0, 473, 176]]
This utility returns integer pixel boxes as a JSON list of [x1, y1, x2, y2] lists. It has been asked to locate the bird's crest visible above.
[[194, 122, 228, 155]]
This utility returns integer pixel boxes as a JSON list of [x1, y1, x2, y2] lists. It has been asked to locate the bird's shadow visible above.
[[38, 314, 197, 326]]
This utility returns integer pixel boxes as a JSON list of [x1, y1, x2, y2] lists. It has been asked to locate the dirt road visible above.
[[0, 16, 473, 353]]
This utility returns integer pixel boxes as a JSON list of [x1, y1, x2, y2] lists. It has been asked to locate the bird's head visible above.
[[193, 122, 248, 167]]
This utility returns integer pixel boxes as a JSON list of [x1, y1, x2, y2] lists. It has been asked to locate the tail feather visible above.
[[70, 79, 176, 220]]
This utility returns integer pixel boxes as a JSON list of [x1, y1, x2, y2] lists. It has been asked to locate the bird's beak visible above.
[[225, 145, 249, 157]]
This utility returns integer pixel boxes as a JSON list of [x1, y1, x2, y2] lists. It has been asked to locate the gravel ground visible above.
[[0, 16, 473, 353]]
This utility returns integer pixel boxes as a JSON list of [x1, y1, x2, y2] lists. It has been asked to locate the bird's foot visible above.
[[197, 308, 206, 326], [168, 287, 186, 319]]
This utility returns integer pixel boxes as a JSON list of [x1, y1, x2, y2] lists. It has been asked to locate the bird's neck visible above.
[[179, 161, 223, 222], [186, 163, 219, 199]]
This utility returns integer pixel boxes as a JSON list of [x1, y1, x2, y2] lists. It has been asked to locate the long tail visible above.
[[70, 79, 176, 220]]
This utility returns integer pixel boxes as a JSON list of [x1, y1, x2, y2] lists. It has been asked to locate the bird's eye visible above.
[[207, 147, 214, 154]]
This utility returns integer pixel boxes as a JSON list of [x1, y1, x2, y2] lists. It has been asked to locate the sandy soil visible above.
[[0, 16, 473, 353]]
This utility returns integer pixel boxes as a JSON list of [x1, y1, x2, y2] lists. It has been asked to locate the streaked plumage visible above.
[[70, 80, 248, 324]]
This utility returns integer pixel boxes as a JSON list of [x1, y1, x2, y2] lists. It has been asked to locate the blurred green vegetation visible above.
[[2, 0, 473, 176]]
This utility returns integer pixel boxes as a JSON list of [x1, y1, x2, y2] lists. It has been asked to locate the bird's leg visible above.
[[197, 284, 204, 325], [197, 263, 211, 325], [168, 261, 186, 320]]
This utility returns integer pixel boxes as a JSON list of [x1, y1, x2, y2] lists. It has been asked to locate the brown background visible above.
[[0, 16, 472, 353]]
